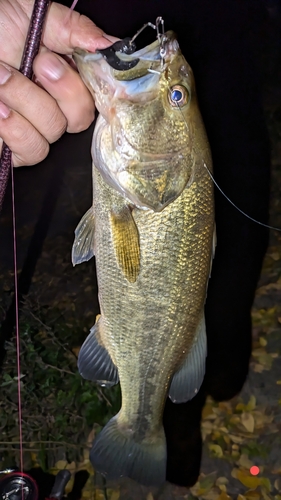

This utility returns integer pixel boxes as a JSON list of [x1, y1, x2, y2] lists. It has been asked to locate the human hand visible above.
[[0, 0, 113, 167]]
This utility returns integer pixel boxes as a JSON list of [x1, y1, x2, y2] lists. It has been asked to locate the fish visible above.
[[72, 30, 215, 486]]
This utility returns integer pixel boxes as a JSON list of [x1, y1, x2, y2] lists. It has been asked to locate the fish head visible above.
[[74, 32, 199, 211]]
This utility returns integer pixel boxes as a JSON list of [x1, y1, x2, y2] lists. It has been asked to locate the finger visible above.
[[0, 103, 49, 167], [0, 62, 67, 143], [43, 3, 113, 53], [33, 50, 95, 133]]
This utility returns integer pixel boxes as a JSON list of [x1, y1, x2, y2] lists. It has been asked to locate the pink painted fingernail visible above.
[[0, 64, 11, 85], [0, 101, 10, 119], [40, 55, 66, 81]]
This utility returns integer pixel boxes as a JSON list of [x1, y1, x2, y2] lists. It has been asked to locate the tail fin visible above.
[[90, 415, 166, 486]]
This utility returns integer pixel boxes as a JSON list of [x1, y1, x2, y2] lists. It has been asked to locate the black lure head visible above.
[[98, 37, 139, 70]]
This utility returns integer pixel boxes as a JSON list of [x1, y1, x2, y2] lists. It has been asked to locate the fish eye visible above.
[[168, 85, 189, 107]]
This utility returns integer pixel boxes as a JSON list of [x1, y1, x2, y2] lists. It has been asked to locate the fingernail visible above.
[[40, 55, 66, 81], [0, 64, 11, 85], [0, 100, 10, 119]]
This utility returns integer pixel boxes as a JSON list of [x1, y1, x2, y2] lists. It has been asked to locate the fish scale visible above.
[[72, 30, 214, 486]]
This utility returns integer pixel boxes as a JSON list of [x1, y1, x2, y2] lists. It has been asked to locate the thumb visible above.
[[42, 2, 112, 55]]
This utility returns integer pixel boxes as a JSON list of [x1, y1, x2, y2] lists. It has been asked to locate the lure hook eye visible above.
[[168, 85, 189, 107]]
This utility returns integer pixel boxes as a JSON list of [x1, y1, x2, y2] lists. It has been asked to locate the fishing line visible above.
[[202, 163, 281, 232], [172, 95, 281, 232], [10, 159, 24, 474]]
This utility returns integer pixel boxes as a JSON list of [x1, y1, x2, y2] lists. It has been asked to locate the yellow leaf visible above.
[[229, 434, 245, 444], [202, 404, 215, 419], [276, 381, 281, 385], [236, 469, 262, 489], [241, 412, 255, 433], [55, 460, 68, 470], [260, 478, 272, 492], [109, 492, 120, 500], [231, 468, 239, 479], [237, 454, 254, 469], [217, 492, 231, 500], [64, 477, 74, 495], [236, 403, 246, 411], [237, 495, 247, 500], [65, 461, 76, 472], [146, 494, 154, 500], [246, 396, 257, 411], [209, 444, 223, 458], [216, 477, 229, 486], [191, 472, 217, 496], [244, 491, 261, 499], [259, 337, 267, 346]]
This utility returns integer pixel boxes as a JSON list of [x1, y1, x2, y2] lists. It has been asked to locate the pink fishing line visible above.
[[10, 160, 24, 473]]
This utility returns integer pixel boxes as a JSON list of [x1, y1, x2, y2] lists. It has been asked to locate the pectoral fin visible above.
[[110, 206, 140, 283], [169, 313, 207, 403], [72, 207, 95, 266], [78, 317, 119, 387]]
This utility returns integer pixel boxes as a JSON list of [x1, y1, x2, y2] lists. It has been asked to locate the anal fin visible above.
[[169, 313, 207, 403], [110, 206, 140, 283], [72, 207, 95, 266], [78, 318, 119, 387]]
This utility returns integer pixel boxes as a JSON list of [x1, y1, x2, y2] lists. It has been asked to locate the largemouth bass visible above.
[[72, 30, 215, 486]]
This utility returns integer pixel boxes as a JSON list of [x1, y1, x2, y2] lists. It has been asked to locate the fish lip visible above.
[[73, 30, 179, 70]]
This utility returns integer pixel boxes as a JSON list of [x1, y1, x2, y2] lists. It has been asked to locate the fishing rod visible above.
[[0, 0, 51, 213]]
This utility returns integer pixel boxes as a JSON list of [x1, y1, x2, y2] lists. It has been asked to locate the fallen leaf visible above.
[[109, 492, 120, 500], [55, 460, 68, 470], [237, 454, 254, 469], [244, 492, 261, 499], [190, 472, 217, 497], [209, 444, 224, 458], [202, 404, 215, 419], [217, 492, 231, 500], [241, 413, 255, 433], [228, 433, 245, 444], [260, 478, 272, 492], [146, 494, 154, 500], [216, 477, 229, 486], [246, 396, 257, 411], [236, 469, 262, 489], [274, 479, 281, 491], [253, 363, 266, 373], [260, 488, 272, 500]]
